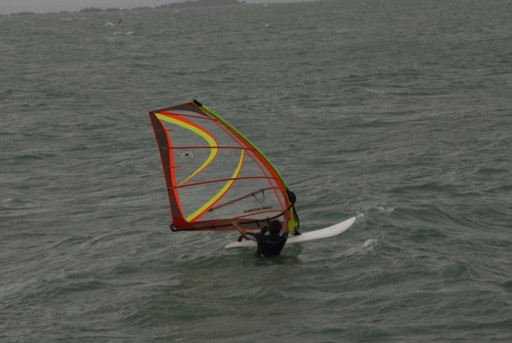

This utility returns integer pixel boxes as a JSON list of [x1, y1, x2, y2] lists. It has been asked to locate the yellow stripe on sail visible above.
[[186, 150, 245, 222], [156, 113, 218, 186]]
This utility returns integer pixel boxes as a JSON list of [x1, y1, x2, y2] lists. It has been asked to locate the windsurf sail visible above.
[[149, 99, 299, 232]]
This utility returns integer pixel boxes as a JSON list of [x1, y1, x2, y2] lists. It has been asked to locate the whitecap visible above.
[[376, 205, 395, 214], [362, 238, 378, 249]]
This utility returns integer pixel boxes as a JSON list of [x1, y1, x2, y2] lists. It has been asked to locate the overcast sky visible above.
[[0, 0, 302, 15]]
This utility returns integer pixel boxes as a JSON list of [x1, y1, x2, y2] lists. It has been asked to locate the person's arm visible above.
[[283, 211, 290, 233], [278, 212, 290, 240], [233, 220, 257, 241]]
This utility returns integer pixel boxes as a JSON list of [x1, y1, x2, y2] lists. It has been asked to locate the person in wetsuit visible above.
[[233, 219, 289, 257]]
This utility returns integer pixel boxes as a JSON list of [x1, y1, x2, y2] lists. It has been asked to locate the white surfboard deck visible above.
[[225, 216, 356, 249]]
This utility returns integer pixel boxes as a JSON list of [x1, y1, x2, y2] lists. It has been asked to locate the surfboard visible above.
[[225, 216, 356, 249]]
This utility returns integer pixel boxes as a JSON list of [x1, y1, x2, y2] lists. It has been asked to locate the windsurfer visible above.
[[233, 219, 289, 257]]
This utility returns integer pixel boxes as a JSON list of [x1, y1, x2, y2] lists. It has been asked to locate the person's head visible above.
[[268, 220, 281, 235]]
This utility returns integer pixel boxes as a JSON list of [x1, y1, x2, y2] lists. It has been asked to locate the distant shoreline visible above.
[[3, 0, 247, 17]]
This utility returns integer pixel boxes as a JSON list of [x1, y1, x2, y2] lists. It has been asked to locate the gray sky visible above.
[[0, 0, 302, 15]]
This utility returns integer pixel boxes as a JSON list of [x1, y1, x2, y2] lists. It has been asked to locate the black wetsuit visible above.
[[247, 231, 289, 257]]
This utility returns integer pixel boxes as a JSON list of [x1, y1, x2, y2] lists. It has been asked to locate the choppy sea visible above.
[[1, 0, 512, 341]]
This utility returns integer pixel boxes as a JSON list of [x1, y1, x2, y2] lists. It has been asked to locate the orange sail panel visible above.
[[149, 100, 297, 231]]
